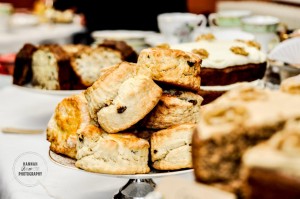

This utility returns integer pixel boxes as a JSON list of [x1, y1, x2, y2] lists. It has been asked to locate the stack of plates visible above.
[[91, 30, 156, 53]]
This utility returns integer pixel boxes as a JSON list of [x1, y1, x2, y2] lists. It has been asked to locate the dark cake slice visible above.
[[13, 43, 37, 86]]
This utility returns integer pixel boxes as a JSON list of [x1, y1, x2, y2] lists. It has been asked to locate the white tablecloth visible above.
[[0, 75, 193, 199], [0, 22, 85, 54]]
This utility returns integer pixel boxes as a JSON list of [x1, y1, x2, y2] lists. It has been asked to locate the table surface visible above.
[[0, 20, 85, 54], [0, 75, 194, 199]]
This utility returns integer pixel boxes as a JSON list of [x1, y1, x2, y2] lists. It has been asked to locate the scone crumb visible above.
[[192, 48, 209, 59], [230, 46, 249, 56], [195, 33, 215, 41]]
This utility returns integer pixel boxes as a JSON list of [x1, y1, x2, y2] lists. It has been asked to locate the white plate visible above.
[[13, 84, 84, 96], [10, 13, 39, 28], [145, 29, 255, 46], [91, 30, 157, 41]]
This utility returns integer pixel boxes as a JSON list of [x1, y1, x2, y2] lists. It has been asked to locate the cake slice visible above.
[[13, 43, 37, 86], [69, 46, 123, 87], [31, 44, 81, 90], [242, 118, 300, 199], [192, 85, 300, 196]]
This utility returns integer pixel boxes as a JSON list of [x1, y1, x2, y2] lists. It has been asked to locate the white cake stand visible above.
[[49, 150, 193, 199]]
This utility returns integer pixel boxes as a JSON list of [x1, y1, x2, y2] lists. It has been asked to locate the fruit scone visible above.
[[84, 61, 162, 133], [47, 92, 93, 159], [141, 89, 203, 130], [170, 37, 267, 104], [75, 124, 150, 175], [150, 123, 196, 170], [137, 47, 202, 92], [192, 85, 300, 196]]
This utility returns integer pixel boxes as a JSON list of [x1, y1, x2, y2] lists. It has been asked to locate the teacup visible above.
[[208, 10, 252, 28], [157, 12, 207, 44], [241, 15, 285, 53]]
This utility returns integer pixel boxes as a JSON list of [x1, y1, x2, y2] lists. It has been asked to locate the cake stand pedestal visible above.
[[113, 178, 156, 199], [49, 150, 192, 199]]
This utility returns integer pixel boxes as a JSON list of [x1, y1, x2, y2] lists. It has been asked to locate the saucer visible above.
[[145, 29, 255, 46]]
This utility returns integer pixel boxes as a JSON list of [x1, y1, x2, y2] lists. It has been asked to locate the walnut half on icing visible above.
[[192, 48, 209, 59], [230, 46, 249, 56], [195, 33, 215, 41], [236, 39, 261, 50]]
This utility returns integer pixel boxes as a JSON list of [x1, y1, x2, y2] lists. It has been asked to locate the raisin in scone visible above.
[[192, 85, 300, 195], [137, 47, 202, 92], [97, 76, 162, 133], [13, 43, 37, 86], [142, 89, 203, 129], [31, 44, 80, 90], [47, 92, 92, 159], [84, 61, 151, 121], [76, 124, 150, 174], [69, 46, 123, 87], [150, 124, 196, 170]]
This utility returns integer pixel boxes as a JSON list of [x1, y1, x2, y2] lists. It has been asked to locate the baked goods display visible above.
[[170, 38, 267, 104], [192, 85, 300, 197], [242, 118, 300, 199], [47, 46, 203, 174], [13, 40, 138, 90]]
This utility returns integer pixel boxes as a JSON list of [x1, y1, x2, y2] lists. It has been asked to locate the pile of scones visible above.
[[47, 46, 203, 174]]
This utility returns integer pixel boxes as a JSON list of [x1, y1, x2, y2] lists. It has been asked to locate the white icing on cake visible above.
[[170, 40, 266, 69]]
